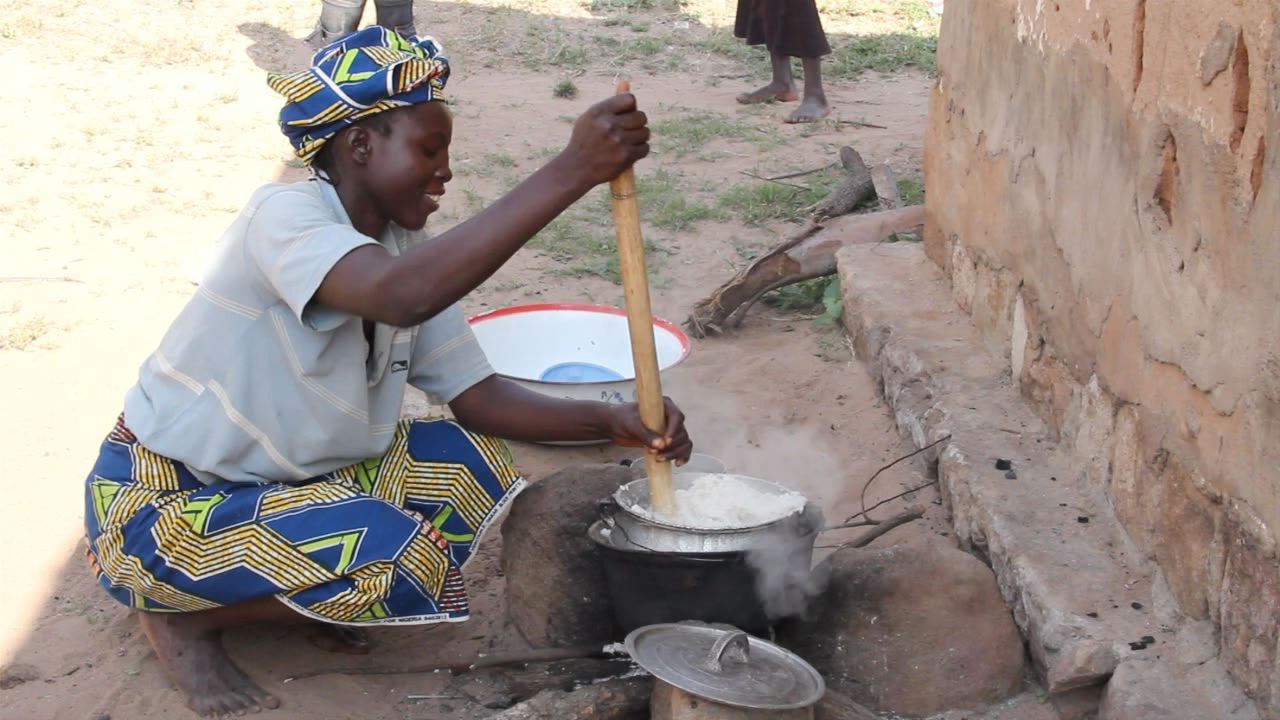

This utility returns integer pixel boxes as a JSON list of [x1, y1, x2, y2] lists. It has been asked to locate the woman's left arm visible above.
[[447, 375, 693, 463]]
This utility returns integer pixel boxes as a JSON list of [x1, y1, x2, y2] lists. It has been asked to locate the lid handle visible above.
[[703, 630, 751, 673]]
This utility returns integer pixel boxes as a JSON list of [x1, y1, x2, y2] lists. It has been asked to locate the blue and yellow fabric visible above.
[[84, 416, 523, 624], [267, 26, 450, 164]]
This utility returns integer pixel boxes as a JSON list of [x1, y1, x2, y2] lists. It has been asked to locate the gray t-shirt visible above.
[[123, 178, 494, 485]]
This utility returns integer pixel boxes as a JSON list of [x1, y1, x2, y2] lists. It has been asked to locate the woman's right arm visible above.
[[313, 92, 650, 327]]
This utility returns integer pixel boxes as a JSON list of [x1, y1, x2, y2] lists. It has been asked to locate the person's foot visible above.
[[784, 94, 830, 123], [304, 623, 373, 654], [138, 612, 281, 717], [736, 81, 799, 105]]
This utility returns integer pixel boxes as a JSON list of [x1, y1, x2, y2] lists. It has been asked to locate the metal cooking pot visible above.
[[600, 473, 820, 555]]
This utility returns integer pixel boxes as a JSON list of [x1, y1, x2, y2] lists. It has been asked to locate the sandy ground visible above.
[[0, 1, 1060, 718]]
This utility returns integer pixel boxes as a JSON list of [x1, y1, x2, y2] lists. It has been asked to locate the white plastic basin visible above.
[[468, 303, 691, 407]]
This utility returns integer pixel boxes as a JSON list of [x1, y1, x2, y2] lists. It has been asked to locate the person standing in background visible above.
[[308, 0, 415, 44], [733, 0, 831, 123]]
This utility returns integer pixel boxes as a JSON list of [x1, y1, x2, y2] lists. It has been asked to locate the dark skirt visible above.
[[734, 0, 831, 58]]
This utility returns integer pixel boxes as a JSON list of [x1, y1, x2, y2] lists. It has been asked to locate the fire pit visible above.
[[591, 472, 823, 635]]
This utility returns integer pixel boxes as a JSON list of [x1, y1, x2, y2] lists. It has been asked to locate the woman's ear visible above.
[[345, 126, 373, 166]]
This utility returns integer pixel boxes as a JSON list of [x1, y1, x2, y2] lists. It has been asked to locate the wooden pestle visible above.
[[609, 80, 676, 516]]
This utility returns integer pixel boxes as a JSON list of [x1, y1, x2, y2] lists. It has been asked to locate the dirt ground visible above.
[[0, 1, 1058, 718]]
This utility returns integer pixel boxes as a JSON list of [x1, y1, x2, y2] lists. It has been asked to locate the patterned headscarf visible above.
[[267, 27, 450, 164]]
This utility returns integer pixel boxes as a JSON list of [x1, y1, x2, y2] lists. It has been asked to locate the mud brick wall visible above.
[[921, 1, 1278, 716]]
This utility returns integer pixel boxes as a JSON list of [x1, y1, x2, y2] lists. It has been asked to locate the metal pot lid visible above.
[[625, 623, 825, 710]]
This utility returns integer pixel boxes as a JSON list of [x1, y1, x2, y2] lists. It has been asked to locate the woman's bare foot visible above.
[[139, 612, 281, 717], [736, 81, 799, 105], [304, 623, 373, 654], [785, 94, 830, 123]]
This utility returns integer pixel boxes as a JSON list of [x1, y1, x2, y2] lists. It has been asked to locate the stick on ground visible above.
[[821, 506, 926, 550], [684, 205, 924, 337], [286, 645, 609, 681]]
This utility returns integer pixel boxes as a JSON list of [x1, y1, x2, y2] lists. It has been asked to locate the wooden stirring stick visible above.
[[609, 79, 676, 516]]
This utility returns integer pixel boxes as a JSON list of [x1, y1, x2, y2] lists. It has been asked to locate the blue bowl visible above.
[[539, 361, 626, 383]]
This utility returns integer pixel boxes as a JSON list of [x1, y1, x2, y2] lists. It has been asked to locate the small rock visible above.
[[1004, 470, 1018, 479], [1199, 22, 1239, 85], [994, 459, 1013, 471], [1131, 602, 1144, 610], [1077, 516, 1090, 524], [458, 675, 515, 709], [0, 663, 40, 690], [1047, 640, 1118, 693]]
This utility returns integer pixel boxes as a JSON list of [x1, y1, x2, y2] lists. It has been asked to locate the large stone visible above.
[[0, 663, 40, 690], [836, 241, 1265, 717], [500, 463, 631, 647], [1098, 658, 1261, 720], [1218, 518, 1280, 717], [776, 540, 1026, 717]]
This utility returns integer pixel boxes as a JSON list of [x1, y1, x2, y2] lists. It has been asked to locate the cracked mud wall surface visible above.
[[922, 0, 1279, 716]]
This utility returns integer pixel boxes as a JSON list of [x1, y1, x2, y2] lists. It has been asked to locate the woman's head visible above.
[[268, 27, 450, 166], [268, 27, 454, 231]]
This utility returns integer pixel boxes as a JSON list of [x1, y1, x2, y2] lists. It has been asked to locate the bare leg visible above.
[[138, 596, 303, 717], [737, 51, 799, 104], [785, 56, 830, 123]]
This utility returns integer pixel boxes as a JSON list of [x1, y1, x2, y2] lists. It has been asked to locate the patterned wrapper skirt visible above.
[[83, 415, 524, 625]]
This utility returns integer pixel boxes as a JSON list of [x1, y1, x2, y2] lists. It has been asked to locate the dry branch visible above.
[[684, 205, 925, 337], [287, 644, 608, 681], [820, 506, 927, 549], [815, 688, 882, 720], [870, 163, 902, 210], [809, 147, 876, 220]]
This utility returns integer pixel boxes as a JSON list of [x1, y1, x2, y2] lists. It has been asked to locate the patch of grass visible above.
[[827, 33, 938, 78], [688, 29, 758, 64], [594, 168, 720, 231], [553, 78, 579, 99], [518, 21, 591, 70], [530, 214, 667, 284], [462, 189, 487, 214], [0, 13, 44, 39], [765, 278, 827, 312], [593, 32, 677, 70], [463, 152, 518, 178], [718, 179, 828, 225], [651, 111, 763, 158], [486, 152, 517, 168], [1, 315, 52, 350], [764, 276, 843, 327], [529, 168, 715, 282], [897, 175, 925, 205], [588, 0, 655, 10]]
